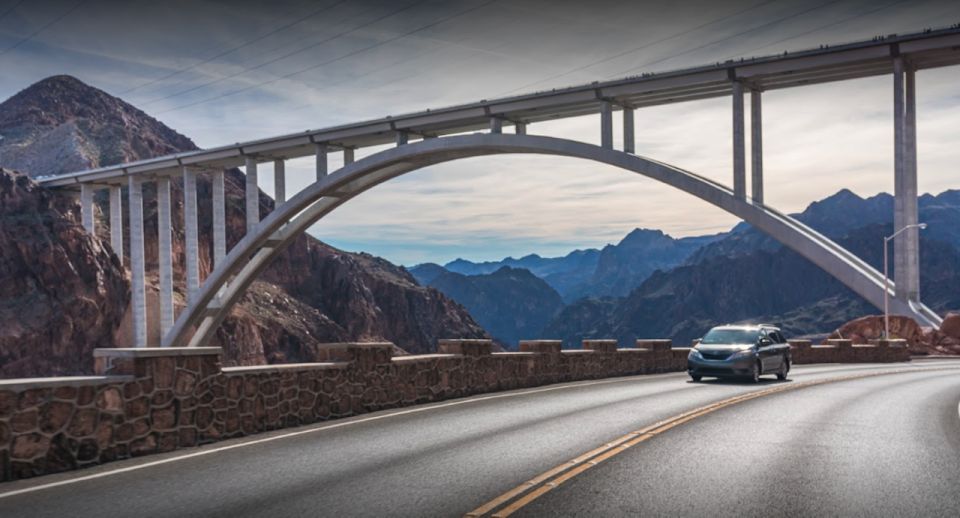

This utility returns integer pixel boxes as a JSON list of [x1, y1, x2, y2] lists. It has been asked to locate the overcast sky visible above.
[[1, 0, 958, 265]]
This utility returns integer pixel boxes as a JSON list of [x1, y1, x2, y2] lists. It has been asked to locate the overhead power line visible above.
[[119, 0, 351, 95], [497, 0, 781, 97], [0, 0, 85, 57], [0, 0, 27, 24], [611, 0, 843, 77], [138, 0, 426, 108], [154, 0, 500, 115]]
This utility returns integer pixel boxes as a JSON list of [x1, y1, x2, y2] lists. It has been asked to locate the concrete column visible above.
[[343, 147, 354, 165], [183, 167, 201, 303], [156, 177, 174, 338], [245, 157, 259, 234], [623, 107, 635, 154], [127, 176, 147, 347], [893, 58, 906, 300], [211, 169, 226, 267], [273, 159, 286, 205], [732, 81, 746, 199], [315, 143, 328, 180], [904, 66, 920, 300], [515, 122, 527, 135], [396, 131, 409, 146], [490, 117, 503, 134], [600, 101, 613, 149], [750, 88, 764, 204], [109, 185, 123, 265], [80, 183, 95, 234]]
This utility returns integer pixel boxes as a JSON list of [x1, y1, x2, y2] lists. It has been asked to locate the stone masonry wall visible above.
[[789, 338, 910, 364], [0, 337, 907, 482]]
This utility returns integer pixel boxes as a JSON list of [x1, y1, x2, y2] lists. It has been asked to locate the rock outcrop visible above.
[[0, 168, 128, 377], [0, 75, 487, 376], [827, 313, 960, 356]]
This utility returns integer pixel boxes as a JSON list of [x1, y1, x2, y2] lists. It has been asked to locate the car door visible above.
[[772, 331, 790, 366], [757, 332, 780, 372]]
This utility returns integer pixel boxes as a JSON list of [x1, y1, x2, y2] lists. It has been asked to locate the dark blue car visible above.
[[687, 324, 791, 383]]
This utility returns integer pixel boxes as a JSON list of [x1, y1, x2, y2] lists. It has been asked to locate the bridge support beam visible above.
[[211, 169, 226, 267], [343, 147, 354, 165], [80, 183, 95, 234], [623, 107, 635, 154], [183, 167, 201, 303], [396, 132, 408, 146], [109, 185, 123, 265], [600, 101, 613, 149], [315, 143, 328, 180], [751, 88, 763, 204], [489, 117, 502, 134], [128, 176, 147, 347], [157, 177, 174, 338], [894, 58, 920, 301], [515, 122, 526, 135], [732, 81, 746, 199], [245, 157, 259, 234], [273, 159, 286, 204]]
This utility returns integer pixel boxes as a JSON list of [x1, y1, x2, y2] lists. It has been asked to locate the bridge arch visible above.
[[162, 133, 940, 347]]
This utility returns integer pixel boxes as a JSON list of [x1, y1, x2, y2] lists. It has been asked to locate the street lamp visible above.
[[884, 222, 927, 338]]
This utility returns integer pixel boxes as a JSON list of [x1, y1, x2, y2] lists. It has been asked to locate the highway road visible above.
[[1, 360, 959, 517]]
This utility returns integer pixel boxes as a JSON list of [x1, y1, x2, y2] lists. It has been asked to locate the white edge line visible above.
[[0, 373, 677, 499]]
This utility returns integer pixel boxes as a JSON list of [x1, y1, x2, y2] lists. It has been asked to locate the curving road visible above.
[[1, 360, 958, 517]]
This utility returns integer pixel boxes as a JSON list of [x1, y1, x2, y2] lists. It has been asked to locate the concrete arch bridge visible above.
[[39, 27, 960, 347]]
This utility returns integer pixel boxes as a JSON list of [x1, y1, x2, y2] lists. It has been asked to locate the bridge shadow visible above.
[[688, 378, 793, 386]]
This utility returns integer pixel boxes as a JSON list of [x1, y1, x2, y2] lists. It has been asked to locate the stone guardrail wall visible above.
[[0, 339, 684, 482], [788, 338, 910, 364]]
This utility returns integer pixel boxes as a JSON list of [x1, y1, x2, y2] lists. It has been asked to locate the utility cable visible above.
[[0, 0, 85, 57]]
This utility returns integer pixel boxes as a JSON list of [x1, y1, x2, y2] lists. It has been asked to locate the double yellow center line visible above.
[[465, 365, 959, 517]]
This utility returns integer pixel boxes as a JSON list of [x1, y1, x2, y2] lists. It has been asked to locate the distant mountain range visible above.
[[411, 189, 960, 349]]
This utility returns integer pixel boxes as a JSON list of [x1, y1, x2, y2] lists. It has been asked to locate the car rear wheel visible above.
[[750, 361, 761, 383], [777, 358, 790, 381]]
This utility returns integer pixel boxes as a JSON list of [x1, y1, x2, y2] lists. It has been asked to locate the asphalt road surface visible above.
[[2, 360, 959, 517]]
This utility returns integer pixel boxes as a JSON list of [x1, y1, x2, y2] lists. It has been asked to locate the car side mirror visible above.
[[759, 338, 772, 346]]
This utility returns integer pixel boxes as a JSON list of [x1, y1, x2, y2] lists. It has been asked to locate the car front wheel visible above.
[[750, 361, 761, 383], [690, 374, 702, 382]]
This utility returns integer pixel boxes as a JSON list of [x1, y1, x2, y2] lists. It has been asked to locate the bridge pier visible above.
[[211, 169, 226, 267], [157, 177, 174, 338], [515, 121, 527, 135], [732, 81, 746, 199], [315, 143, 328, 180], [128, 176, 147, 347], [490, 117, 503, 134], [343, 147, 355, 165], [109, 185, 123, 265], [600, 101, 613, 149], [893, 58, 920, 302], [183, 167, 201, 303], [80, 183, 95, 233], [623, 107, 635, 154], [273, 159, 286, 204], [245, 157, 260, 234], [750, 88, 764, 204]]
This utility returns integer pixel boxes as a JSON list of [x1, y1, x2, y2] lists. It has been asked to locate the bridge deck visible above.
[[37, 26, 960, 188]]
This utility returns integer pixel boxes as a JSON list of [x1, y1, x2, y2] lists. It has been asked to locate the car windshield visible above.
[[700, 329, 760, 345]]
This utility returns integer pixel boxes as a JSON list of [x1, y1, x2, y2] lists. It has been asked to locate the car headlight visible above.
[[688, 349, 702, 359], [729, 349, 755, 360]]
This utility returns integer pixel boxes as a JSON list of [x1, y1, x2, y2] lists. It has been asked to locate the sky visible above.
[[0, 0, 958, 265]]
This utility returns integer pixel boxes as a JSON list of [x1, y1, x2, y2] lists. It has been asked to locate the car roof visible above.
[[711, 324, 781, 331]]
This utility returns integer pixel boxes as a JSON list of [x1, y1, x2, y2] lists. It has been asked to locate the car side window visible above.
[[773, 331, 786, 343]]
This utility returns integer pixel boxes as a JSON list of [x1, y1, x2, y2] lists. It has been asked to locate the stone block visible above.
[[825, 339, 853, 349], [869, 338, 907, 348], [438, 339, 494, 356], [788, 339, 812, 350], [518, 340, 562, 354], [636, 339, 672, 351], [582, 340, 618, 353]]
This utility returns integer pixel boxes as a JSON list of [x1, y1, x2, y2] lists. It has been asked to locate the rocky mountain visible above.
[[545, 207, 960, 347], [427, 266, 564, 347], [438, 230, 721, 303], [408, 262, 449, 286], [0, 75, 487, 377]]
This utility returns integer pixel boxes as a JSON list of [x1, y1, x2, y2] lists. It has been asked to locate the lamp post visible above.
[[884, 222, 927, 338]]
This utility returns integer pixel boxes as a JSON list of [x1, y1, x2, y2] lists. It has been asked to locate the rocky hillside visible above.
[[427, 266, 564, 348], [0, 168, 128, 377], [0, 75, 487, 376]]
